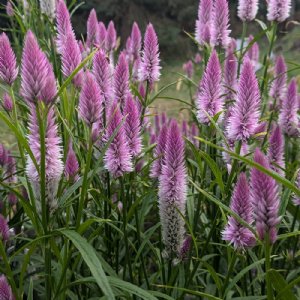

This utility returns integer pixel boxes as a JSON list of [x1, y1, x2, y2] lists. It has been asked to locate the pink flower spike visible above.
[[195, 0, 213, 45], [2, 93, 13, 112], [98, 22, 107, 49], [105, 21, 117, 53], [0, 214, 10, 242], [0, 275, 14, 300], [223, 50, 238, 104], [65, 141, 79, 182], [238, 0, 259, 22], [86, 9, 100, 48], [196, 50, 223, 124], [267, 0, 291, 23], [79, 71, 103, 127], [130, 22, 142, 60], [270, 55, 287, 103], [251, 148, 280, 244], [222, 173, 256, 249], [211, 0, 231, 48], [0, 33, 18, 85], [6, 1, 14, 17], [139, 23, 161, 84]]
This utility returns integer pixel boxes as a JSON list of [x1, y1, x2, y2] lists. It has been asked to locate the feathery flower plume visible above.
[[211, 0, 231, 48], [279, 79, 299, 137], [2, 93, 13, 112], [61, 33, 83, 88], [182, 120, 188, 137], [86, 9, 100, 48], [27, 107, 63, 211], [237, 0, 259, 22], [267, 0, 291, 23], [223, 50, 238, 104], [161, 112, 167, 125], [251, 148, 280, 244], [56, 0, 75, 54], [40, 0, 56, 19], [65, 141, 79, 182], [125, 37, 132, 62], [189, 123, 199, 147], [293, 170, 300, 206], [105, 21, 117, 53], [267, 125, 285, 176], [194, 53, 202, 64], [98, 22, 106, 48], [79, 71, 103, 126], [183, 60, 194, 79], [196, 50, 223, 124], [93, 50, 112, 105], [0, 275, 13, 300], [20, 31, 57, 104], [132, 57, 140, 82], [195, 0, 213, 45], [227, 57, 261, 141], [270, 55, 287, 103], [124, 94, 142, 157], [130, 22, 142, 61], [246, 35, 260, 66], [0, 145, 8, 166], [179, 235, 192, 260], [0, 215, 9, 242], [5, 153, 17, 206], [222, 173, 256, 249], [158, 120, 187, 258], [113, 52, 130, 107], [139, 23, 161, 85], [150, 124, 168, 178], [104, 101, 133, 177], [6, 1, 14, 17], [0, 33, 18, 86]]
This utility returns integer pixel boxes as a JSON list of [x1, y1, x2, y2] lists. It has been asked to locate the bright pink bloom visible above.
[[279, 79, 299, 137], [222, 173, 256, 249], [0, 33, 18, 85], [183, 60, 194, 79], [158, 120, 187, 258], [2, 93, 13, 112], [211, 0, 231, 48], [105, 21, 117, 52], [227, 57, 261, 141], [65, 141, 79, 182], [124, 94, 142, 157], [0, 275, 14, 300], [246, 35, 260, 66], [104, 101, 133, 177], [251, 148, 280, 244], [238, 0, 259, 22], [196, 50, 223, 124], [195, 0, 213, 45], [139, 23, 161, 84], [270, 55, 287, 103], [130, 22, 142, 60], [98, 22, 106, 48], [86, 9, 100, 48], [267, 0, 291, 23], [79, 71, 103, 126], [223, 50, 238, 103]]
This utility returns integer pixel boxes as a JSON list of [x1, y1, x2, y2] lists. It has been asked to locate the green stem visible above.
[[265, 235, 273, 300], [222, 252, 237, 297], [76, 131, 93, 228]]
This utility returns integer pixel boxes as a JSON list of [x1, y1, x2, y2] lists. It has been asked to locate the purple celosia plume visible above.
[[270, 55, 287, 104], [251, 148, 280, 244], [20, 31, 57, 105], [279, 78, 299, 137], [195, 0, 213, 45], [65, 141, 79, 182], [183, 60, 194, 79], [267, 125, 285, 176], [113, 52, 130, 107], [79, 71, 103, 127], [61, 33, 83, 88], [211, 0, 231, 48], [293, 170, 300, 206], [6, 1, 14, 17], [196, 50, 223, 124], [0, 33, 18, 86], [182, 120, 188, 137], [93, 49, 112, 105], [223, 49, 238, 104], [130, 22, 142, 61], [0, 215, 9, 242], [267, 0, 291, 23], [98, 22, 106, 48], [139, 23, 161, 85], [104, 101, 133, 177], [86, 9, 100, 48], [237, 0, 259, 22], [161, 112, 167, 125], [158, 120, 187, 258], [246, 35, 260, 66], [5, 152, 17, 206], [150, 124, 168, 178], [56, 0, 75, 54], [105, 21, 117, 53], [179, 235, 192, 260], [27, 107, 63, 211], [222, 172, 256, 249], [123, 94, 142, 157], [227, 57, 261, 141], [0, 275, 13, 300], [0, 145, 8, 166], [132, 57, 141, 82], [2, 93, 13, 112], [189, 123, 199, 148]]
